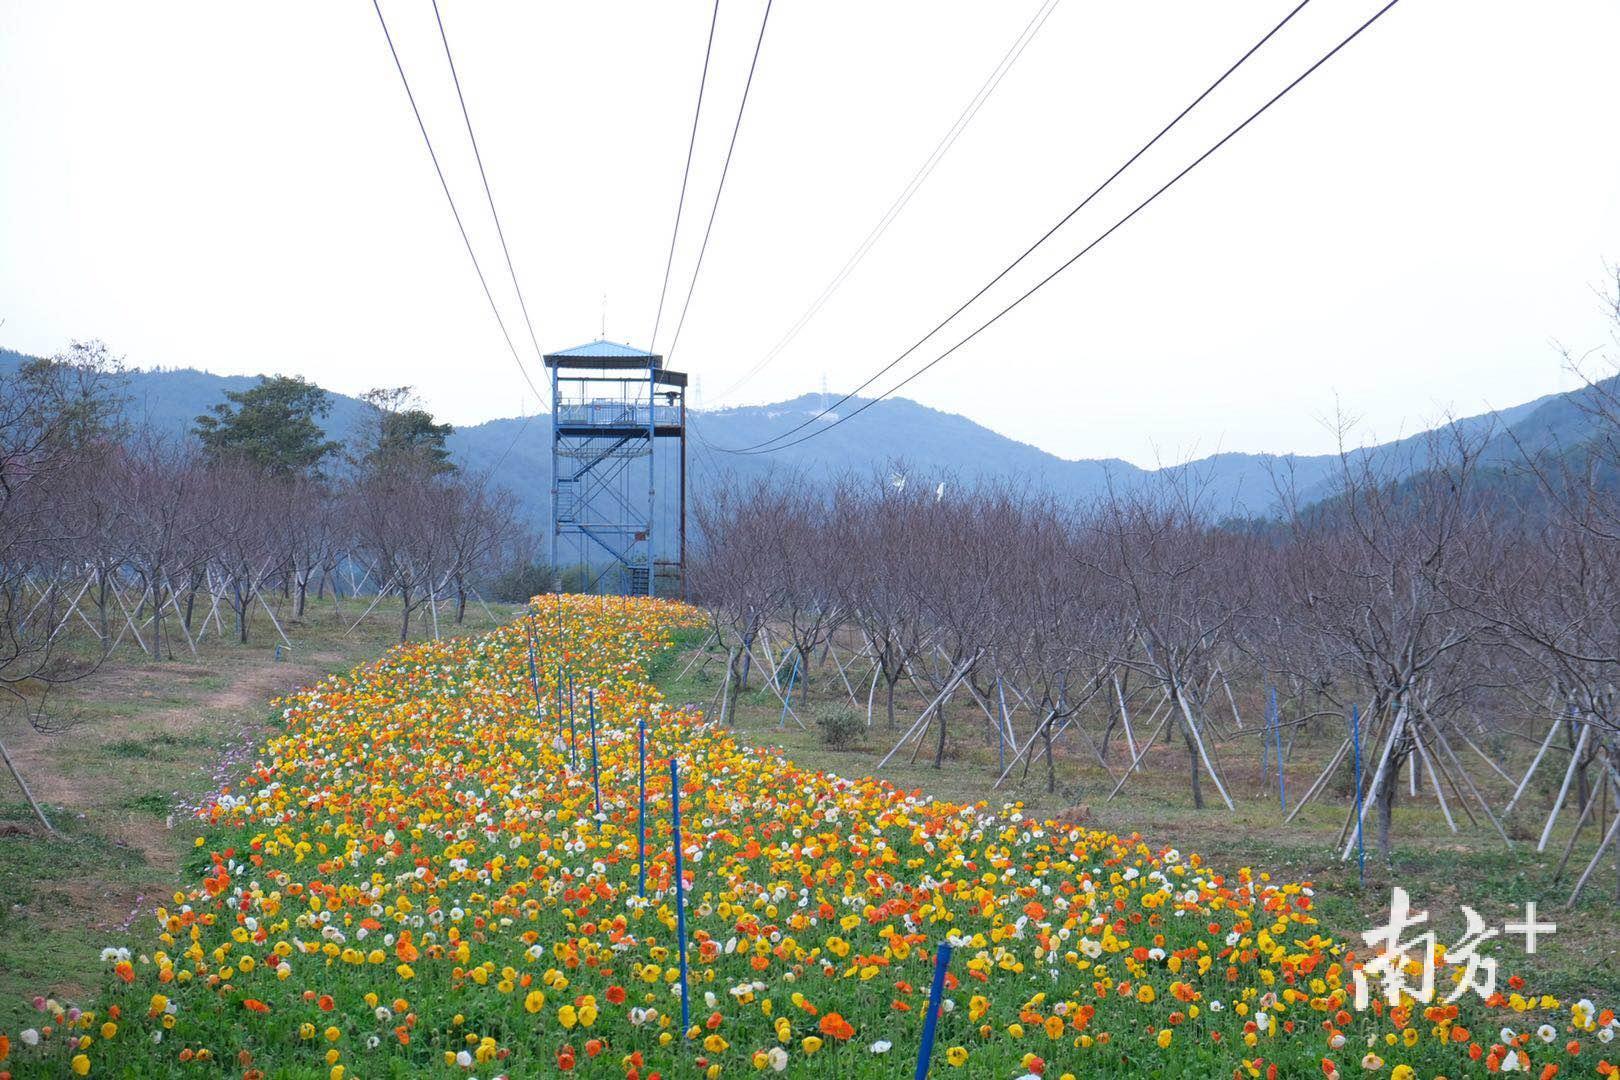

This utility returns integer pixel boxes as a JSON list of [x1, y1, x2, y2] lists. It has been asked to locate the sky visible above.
[[3, 0, 1618, 467]]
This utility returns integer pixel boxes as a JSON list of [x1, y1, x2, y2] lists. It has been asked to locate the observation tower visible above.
[[545, 340, 687, 596]]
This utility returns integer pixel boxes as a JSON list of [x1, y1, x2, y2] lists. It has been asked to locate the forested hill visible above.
[[0, 346, 1604, 522]]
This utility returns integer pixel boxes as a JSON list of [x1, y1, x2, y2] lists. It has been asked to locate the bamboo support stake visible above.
[[1505, 718, 1565, 817], [1538, 721, 1592, 852]]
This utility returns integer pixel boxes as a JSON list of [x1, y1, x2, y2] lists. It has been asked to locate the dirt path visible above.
[[4, 652, 335, 935]]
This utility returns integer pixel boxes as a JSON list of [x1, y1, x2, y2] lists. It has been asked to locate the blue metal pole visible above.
[[556, 668, 565, 750], [588, 689, 601, 816], [779, 652, 800, 729], [1350, 704, 1366, 888], [671, 755, 691, 1039], [915, 943, 954, 1079], [638, 719, 648, 898], [1272, 686, 1286, 811], [568, 674, 578, 769], [526, 632, 542, 708]]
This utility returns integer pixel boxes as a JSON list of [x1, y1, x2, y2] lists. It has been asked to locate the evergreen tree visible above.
[[355, 387, 455, 476], [193, 375, 338, 476]]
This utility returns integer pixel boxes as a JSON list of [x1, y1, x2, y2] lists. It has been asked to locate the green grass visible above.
[[0, 593, 521, 1033], [655, 636, 1620, 1004]]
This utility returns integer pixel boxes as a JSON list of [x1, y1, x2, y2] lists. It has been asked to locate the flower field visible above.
[[1, 595, 1614, 1078]]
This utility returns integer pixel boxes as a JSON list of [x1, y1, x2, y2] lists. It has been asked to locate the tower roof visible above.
[[545, 339, 658, 360]]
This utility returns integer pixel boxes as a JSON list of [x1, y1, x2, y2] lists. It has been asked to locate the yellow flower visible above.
[[802, 1036, 823, 1055], [558, 1004, 578, 1029], [71, 1055, 92, 1076], [1157, 1029, 1173, 1049], [946, 1046, 969, 1067]]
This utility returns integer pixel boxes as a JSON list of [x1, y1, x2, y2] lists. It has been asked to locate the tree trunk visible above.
[[1043, 720, 1056, 793], [97, 570, 111, 650], [295, 570, 308, 619], [399, 586, 413, 642], [933, 698, 948, 769], [1179, 712, 1205, 810], [1378, 751, 1402, 858], [149, 568, 167, 660], [886, 677, 898, 729]]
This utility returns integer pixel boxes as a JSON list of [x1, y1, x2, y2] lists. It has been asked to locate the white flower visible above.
[[868, 1040, 891, 1054], [1537, 1024, 1557, 1043], [767, 1046, 789, 1071], [20, 1028, 40, 1047], [1599, 1026, 1614, 1044], [456, 1049, 474, 1067]]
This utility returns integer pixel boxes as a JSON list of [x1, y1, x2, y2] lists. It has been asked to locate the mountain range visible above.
[[1, 346, 1605, 524]]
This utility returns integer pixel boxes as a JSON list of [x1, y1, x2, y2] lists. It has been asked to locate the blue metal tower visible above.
[[546, 340, 687, 596]]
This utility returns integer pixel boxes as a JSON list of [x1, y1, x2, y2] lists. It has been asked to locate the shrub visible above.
[[815, 705, 866, 750], [487, 562, 555, 603]]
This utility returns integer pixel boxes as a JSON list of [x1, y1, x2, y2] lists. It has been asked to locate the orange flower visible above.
[[243, 999, 271, 1014], [395, 932, 420, 964], [818, 1013, 855, 1041], [318, 995, 335, 1012]]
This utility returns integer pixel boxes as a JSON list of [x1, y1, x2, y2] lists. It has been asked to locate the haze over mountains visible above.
[[1, 346, 1605, 523]]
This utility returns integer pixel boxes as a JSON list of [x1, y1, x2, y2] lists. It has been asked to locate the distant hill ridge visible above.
[[0, 346, 1604, 523]]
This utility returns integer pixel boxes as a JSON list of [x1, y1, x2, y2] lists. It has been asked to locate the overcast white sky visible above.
[[3, 1, 1617, 465]]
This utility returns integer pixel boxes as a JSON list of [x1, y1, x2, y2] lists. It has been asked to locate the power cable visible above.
[[716, 0, 1316, 454], [664, 0, 776, 367], [732, 0, 1404, 456], [370, 0, 545, 402], [430, 0, 547, 387], [649, 0, 724, 352], [706, 0, 1063, 406]]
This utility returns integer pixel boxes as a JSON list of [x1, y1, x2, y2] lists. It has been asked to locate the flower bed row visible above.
[[0, 595, 1611, 1078]]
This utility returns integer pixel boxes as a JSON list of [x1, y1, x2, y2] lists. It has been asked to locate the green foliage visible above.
[[487, 562, 556, 603], [815, 703, 866, 750], [193, 374, 338, 475], [557, 563, 595, 594], [356, 387, 455, 475]]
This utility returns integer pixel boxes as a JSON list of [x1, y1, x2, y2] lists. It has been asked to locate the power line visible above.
[[706, 0, 1063, 407], [370, 0, 545, 402], [716, 0, 1316, 455], [649, 0, 724, 352], [664, 0, 776, 367], [430, 0, 547, 387], [730, 0, 1405, 457]]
